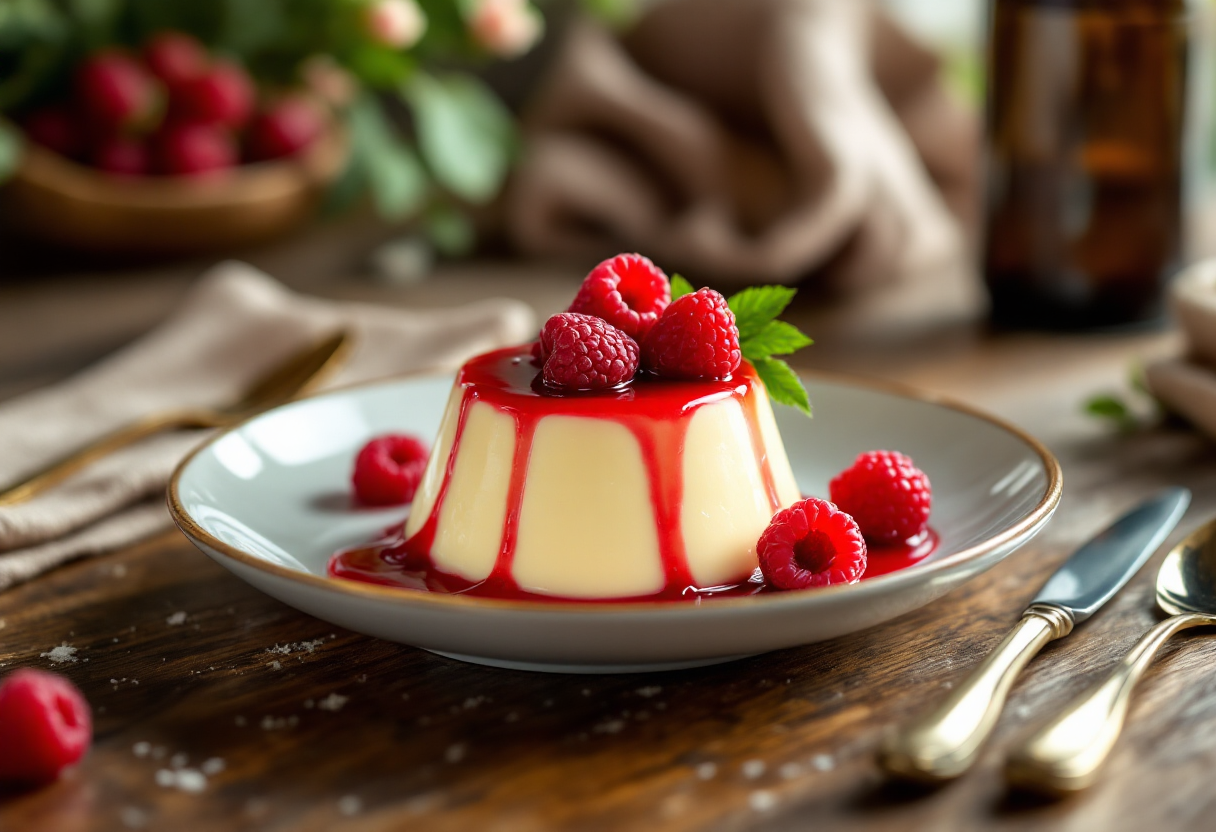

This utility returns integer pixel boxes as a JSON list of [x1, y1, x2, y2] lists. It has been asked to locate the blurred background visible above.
[[0, 0, 1211, 418]]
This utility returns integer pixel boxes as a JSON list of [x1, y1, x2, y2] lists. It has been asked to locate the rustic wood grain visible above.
[[2, 253, 1216, 831]]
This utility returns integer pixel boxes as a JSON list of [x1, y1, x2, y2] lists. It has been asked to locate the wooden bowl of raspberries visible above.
[[2, 32, 348, 255]]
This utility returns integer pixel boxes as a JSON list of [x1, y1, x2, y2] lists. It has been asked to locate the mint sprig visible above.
[[668, 278, 813, 416]]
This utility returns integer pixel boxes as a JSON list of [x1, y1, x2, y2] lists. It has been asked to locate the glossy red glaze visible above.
[[329, 345, 938, 602]]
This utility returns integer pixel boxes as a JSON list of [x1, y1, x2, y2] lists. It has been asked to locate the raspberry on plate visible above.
[[352, 434, 430, 506], [829, 450, 932, 544], [567, 253, 671, 341], [0, 669, 92, 786], [758, 497, 867, 590], [541, 312, 640, 392], [642, 288, 741, 381]]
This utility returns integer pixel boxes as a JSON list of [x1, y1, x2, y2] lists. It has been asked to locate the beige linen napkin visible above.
[[1146, 259, 1216, 437], [506, 0, 976, 289], [0, 261, 535, 591]]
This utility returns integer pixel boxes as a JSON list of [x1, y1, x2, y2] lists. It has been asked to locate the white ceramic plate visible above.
[[169, 372, 1061, 674]]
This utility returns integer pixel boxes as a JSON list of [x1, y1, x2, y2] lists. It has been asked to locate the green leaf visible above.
[[670, 273, 694, 300], [0, 122, 21, 183], [348, 96, 428, 220], [405, 73, 515, 204], [752, 357, 811, 416], [1083, 394, 1137, 431], [727, 285, 797, 340], [740, 320, 813, 361], [349, 45, 416, 89]]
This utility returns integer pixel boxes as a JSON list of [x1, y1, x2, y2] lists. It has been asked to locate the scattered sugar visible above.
[[356, 674, 368, 683], [749, 790, 777, 812], [119, 807, 147, 829], [779, 762, 803, 780], [265, 639, 325, 658], [132, 742, 151, 758], [810, 754, 835, 772], [318, 693, 349, 712], [260, 715, 299, 730], [201, 758, 225, 776], [41, 644, 77, 664], [445, 743, 466, 764], [166, 612, 187, 626], [154, 770, 174, 787], [695, 762, 717, 780], [170, 753, 188, 769], [157, 769, 207, 793], [593, 719, 625, 735], [337, 795, 362, 817], [635, 686, 662, 698], [267, 661, 282, 671], [741, 760, 766, 779]]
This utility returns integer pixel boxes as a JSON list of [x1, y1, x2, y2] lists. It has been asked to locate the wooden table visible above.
[[2, 224, 1214, 831]]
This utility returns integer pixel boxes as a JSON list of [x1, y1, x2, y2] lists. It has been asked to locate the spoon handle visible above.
[[0, 411, 209, 507], [880, 604, 1073, 782], [1006, 611, 1214, 794]]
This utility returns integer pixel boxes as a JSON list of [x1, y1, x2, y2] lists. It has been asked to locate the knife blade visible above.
[[879, 487, 1191, 783]]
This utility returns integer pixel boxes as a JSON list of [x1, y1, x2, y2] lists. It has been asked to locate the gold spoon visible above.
[[1006, 519, 1216, 795], [0, 330, 352, 507]]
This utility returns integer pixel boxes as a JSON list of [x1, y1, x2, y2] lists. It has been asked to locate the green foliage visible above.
[[404, 72, 515, 204], [1082, 363, 1162, 433], [669, 273, 694, 300], [347, 94, 427, 220], [1084, 394, 1136, 430], [0, 121, 21, 180]]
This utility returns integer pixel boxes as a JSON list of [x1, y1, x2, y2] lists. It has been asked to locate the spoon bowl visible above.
[[1155, 522, 1216, 617]]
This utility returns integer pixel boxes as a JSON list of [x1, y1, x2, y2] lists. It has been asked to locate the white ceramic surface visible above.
[[169, 372, 1061, 674]]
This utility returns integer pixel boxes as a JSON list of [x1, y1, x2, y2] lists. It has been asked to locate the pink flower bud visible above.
[[364, 0, 427, 49], [469, 0, 544, 59]]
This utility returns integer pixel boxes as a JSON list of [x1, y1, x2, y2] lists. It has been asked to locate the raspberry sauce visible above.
[[328, 345, 938, 603]]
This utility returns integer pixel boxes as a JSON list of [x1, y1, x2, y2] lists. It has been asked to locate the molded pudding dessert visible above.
[[396, 345, 800, 600], [332, 254, 937, 602]]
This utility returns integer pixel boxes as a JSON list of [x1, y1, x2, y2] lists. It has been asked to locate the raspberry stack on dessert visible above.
[[341, 254, 812, 601]]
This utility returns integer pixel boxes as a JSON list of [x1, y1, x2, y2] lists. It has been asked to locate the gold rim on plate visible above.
[[166, 368, 1063, 615]]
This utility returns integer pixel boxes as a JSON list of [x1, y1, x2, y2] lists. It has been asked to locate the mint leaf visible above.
[[670, 273, 694, 300], [752, 357, 811, 416], [728, 285, 797, 340], [741, 320, 812, 361]]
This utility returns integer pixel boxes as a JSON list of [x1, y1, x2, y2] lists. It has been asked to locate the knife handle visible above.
[[880, 604, 1074, 783], [1005, 611, 1214, 795]]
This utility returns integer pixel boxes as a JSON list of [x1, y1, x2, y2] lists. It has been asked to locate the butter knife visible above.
[[879, 487, 1191, 783]]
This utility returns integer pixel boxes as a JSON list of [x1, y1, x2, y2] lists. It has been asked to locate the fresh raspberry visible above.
[[143, 31, 209, 90], [175, 61, 255, 129], [758, 498, 867, 590], [75, 51, 162, 131], [829, 450, 932, 544], [541, 312, 639, 392], [23, 107, 83, 158], [92, 136, 150, 176], [155, 123, 236, 176], [0, 669, 92, 786], [352, 434, 430, 506], [246, 96, 326, 162], [567, 253, 671, 341], [641, 288, 741, 381]]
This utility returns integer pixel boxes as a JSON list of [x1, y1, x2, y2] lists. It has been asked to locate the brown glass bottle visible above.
[[984, 0, 1201, 329]]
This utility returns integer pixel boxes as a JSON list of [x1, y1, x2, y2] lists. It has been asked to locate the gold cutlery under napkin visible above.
[[880, 488, 1191, 783], [0, 330, 350, 507]]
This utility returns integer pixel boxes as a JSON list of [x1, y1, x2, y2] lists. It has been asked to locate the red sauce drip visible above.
[[328, 345, 939, 603]]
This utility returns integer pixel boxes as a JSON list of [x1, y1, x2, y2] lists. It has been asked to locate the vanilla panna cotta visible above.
[[393, 345, 801, 600]]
